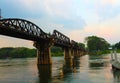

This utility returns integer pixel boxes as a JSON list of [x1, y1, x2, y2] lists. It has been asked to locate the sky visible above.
[[0, 0, 120, 48]]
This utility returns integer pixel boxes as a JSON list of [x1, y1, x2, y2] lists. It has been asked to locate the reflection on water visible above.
[[37, 65, 52, 83], [73, 58, 80, 73], [89, 56, 105, 69], [113, 70, 120, 82], [63, 59, 73, 73], [112, 53, 120, 83], [0, 54, 120, 83]]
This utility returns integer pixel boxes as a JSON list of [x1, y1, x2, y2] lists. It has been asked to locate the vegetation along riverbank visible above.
[[0, 47, 64, 59], [85, 36, 120, 56], [1, 35, 120, 58]]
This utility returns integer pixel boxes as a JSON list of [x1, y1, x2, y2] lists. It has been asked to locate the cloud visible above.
[[18, 0, 75, 18], [70, 14, 120, 44], [17, 0, 86, 30], [75, 0, 120, 22], [94, 0, 120, 20], [85, 0, 119, 6], [100, 0, 119, 6]]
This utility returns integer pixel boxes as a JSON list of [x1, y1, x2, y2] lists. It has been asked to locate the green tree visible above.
[[51, 46, 63, 56], [114, 42, 120, 49], [0, 47, 36, 59], [78, 43, 85, 49], [0, 46, 65, 59], [78, 43, 86, 52], [85, 36, 110, 52]]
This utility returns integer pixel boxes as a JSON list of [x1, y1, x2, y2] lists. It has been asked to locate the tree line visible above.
[[85, 35, 120, 55], [0, 44, 85, 59], [0, 47, 36, 59], [0, 47, 66, 59]]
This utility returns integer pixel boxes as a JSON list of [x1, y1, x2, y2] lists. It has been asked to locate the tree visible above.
[[78, 43, 85, 49], [51, 46, 63, 56], [114, 42, 120, 49], [85, 36, 110, 52], [0, 47, 36, 59]]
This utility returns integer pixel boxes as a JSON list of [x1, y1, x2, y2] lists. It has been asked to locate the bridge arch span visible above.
[[0, 18, 86, 65], [0, 18, 49, 41]]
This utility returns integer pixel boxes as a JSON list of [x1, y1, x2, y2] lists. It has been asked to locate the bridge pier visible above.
[[79, 51, 83, 56], [63, 48, 72, 59], [78, 50, 82, 57], [77, 50, 81, 57], [37, 65, 52, 83], [72, 50, 78, 58], [34, 41, 52, 65], [72, 49, 82, 59]]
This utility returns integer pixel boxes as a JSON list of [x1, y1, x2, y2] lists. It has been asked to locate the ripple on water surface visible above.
[[0, 55, 118, 83]]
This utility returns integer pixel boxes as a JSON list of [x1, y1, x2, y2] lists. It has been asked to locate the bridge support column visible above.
[[73, 50, 77, 58], [71, 49, 74, 57], [73, 50, 80, 59], [78, 50, 81, 57], [38, 65, 52, 83], [64, 48, 72, 59], [80, 51, 83, 56], [34, 41, 52, 65], [77, 50, 80, 57]]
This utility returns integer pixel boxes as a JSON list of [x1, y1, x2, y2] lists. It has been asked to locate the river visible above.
[[0, 54, 119, 83]]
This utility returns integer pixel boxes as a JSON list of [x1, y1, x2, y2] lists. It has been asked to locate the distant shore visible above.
[[0, 47, 63, 59]]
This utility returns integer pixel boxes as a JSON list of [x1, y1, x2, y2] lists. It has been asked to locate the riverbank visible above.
[[88, 50, 110, 56], [0, 47, 63, 59], [88, 49, 120, 56], [0, 47, 36, 59], [116, 49, 120, 53]]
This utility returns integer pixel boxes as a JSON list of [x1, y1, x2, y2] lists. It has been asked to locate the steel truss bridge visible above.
[[0, 18, 85, 65]]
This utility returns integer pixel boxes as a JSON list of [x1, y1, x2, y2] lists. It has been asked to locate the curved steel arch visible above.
[[71, 40, 79, 48], [52, 30, 71, 47], [0, 18, 49, 41], [0, 18, 84, 50]]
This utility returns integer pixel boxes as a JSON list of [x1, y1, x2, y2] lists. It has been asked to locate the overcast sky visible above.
[[0, 0, 120, 48]]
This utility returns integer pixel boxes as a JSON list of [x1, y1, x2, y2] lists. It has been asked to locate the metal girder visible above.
[[52, 30, 71, 47], [0, 18, 49, 41], [0, 18, 84, 50], [71, 40, 82, 50]]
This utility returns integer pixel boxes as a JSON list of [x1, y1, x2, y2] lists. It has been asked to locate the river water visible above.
[[0, 54, 119, 83]]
